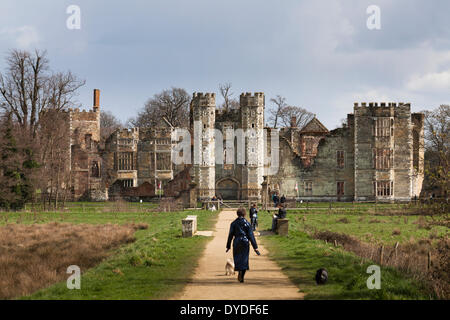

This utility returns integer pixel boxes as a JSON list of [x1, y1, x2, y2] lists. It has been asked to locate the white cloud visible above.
[[406, 70, 450, 92], [0, 25, 40, 49]]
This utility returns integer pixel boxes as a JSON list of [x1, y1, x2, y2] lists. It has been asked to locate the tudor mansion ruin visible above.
[[65, 89, 424, 202]]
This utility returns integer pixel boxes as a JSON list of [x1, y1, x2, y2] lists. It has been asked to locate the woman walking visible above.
[[226, 208, 260, 283]]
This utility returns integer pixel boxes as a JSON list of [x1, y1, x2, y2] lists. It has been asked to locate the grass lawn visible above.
[[1, 204, 217, 300], [283, 211, 448, 245], [258, 209, 444, 299]]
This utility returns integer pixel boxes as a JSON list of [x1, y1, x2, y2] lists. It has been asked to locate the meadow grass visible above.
[[283, 211, 448, 245], [0, 204, 217, 300], [257, 209, 446, 299]]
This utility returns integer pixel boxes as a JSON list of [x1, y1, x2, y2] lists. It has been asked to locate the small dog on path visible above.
[[225, 258, 235, 276]]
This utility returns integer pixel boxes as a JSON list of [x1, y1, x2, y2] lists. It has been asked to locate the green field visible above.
[[279, 211, 448, 245], [258, 207, 448, 300], [0, 204, 217, 300], [1, 202, 448, 300]]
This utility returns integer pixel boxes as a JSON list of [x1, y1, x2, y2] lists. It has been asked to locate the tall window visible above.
[[117, 152, 134, 170], [91, 161, 100, 177], [304, 181, 312, 196], [374, 181, 393, 196], [336, 150, 345, 169], [337, 181, 344, 196], [156, 153, 171, 170], [374, 118, 392, 137], [373, 148, 393, 169]]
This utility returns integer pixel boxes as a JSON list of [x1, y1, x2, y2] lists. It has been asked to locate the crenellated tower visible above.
[[239, 92, 265, 200], [191, 92, 216, 199], [353, 102, 423, 201]]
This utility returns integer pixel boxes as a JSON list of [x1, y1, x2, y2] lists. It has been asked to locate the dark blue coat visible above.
[[226, 217, 258, 271]]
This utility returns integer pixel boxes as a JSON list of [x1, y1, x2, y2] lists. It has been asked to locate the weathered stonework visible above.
[[66, 89, 424, 203]]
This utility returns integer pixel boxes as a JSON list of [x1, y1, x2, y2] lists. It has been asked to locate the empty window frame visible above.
[[91, 161, 100, 177], [304, 181, 312, 196], [373, 148, 393, 169], [373, 117, 392, 137], [337, 181, 345, 196], [336, 150, 345, 169], [373, 181, 393, 196], [156, 152, 171, 170], [117, 152, 134, 170]]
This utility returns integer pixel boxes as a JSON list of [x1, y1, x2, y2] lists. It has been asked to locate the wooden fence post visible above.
[[428, 251, 432, 271], [380, 245, 384, 265], [334, 240, 337, 247], [394, 242, 399, 262]]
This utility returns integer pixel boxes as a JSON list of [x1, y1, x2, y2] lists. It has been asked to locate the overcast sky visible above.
[[0, 0, 449, 129]]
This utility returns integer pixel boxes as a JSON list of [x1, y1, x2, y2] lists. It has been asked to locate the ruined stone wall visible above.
[[411, 113, 425, 197], [270, 127, 354, 201], [393, 104, 414, 201], [68, 102, 102, 200]]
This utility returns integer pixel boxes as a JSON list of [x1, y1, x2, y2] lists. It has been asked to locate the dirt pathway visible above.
[[175, 209, 304, 300]]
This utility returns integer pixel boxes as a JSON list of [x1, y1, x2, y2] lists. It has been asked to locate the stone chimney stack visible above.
[[290, 116, 297, 128], [93, 89, 100, 111]]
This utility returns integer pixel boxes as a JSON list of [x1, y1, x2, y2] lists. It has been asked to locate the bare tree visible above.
[[131, 87, 190, 128], [268, 95, 287, 128], [38, 110, 72, 209], [0, 49, 85, 138], [278, 105, 314, 129], [100, 110, 122, 141], [218, 82, 239, 111], [423, 105, 449, 197]]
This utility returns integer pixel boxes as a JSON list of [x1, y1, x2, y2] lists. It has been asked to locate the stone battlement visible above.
[[68, 107, 99, 121], [192, 92, 216, 99], [240, 92, 264, 107], [192, 92, 216, 106], [240, 92, 264, 98], [354, 102, 411, 108]]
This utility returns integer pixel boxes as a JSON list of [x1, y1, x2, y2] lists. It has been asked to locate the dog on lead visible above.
[[225, 258, 235, 276], [315, 268, 328, 285]]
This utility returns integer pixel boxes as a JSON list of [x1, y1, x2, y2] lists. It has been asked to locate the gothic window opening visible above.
[[337, 150, 345, 169], [373, 148, 393, 169], [91, 161, 100, 177], [374, 181, 393, 196], [337, 181, 345, 196], [374, 118, 392, 137]]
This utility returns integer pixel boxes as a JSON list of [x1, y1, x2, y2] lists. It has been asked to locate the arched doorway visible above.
[[216, 178, 239, 200]]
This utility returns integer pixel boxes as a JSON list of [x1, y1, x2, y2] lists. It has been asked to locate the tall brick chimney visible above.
[[93, 89, 100, 111], [290, 116, 297, 128]]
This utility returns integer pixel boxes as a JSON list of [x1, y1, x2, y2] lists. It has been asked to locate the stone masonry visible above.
[[66, 89, 425, 202]]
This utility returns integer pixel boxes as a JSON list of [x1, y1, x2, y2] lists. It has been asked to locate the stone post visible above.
[[276, 219, 289, 236]]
